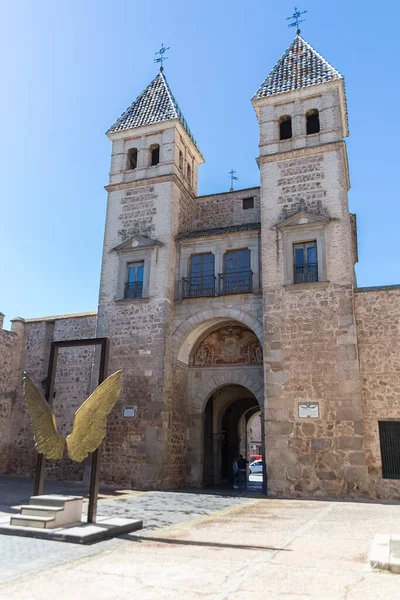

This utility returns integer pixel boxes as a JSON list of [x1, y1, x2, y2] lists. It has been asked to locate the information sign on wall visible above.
[[298, 402, 319, 418]]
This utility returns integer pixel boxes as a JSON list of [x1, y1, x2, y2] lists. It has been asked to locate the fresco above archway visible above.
[[192, 324, 263, 367]]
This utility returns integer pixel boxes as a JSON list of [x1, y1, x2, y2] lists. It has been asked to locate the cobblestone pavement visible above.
[[0, 476, 254, 584]]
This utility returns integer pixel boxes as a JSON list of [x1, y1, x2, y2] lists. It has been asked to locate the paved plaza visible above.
[[0, 476, 400, 599]]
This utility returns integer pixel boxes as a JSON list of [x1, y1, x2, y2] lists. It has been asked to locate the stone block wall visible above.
[[355, 286, 400, 499], [264, 283, 368, 497], [97, 297, 172, 488], [192, 187, 260, 231]]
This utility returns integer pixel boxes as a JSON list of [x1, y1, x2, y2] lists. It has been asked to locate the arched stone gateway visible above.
[[177, 318, 265, 488], [201, 384, 264, 488]]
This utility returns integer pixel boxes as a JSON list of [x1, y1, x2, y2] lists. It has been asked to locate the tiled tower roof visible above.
[[107, 70, 201, 153], [253, 35, 343, 99]]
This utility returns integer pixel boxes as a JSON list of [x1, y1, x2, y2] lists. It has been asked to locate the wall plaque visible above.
[[123, 406, 136, 418], [298, 402, 319, 418]]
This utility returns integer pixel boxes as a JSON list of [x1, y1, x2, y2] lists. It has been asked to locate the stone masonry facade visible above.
[[0, 34, 399, 499]]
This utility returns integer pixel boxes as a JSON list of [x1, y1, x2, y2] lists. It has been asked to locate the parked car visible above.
[[249, 459, 263, 474]]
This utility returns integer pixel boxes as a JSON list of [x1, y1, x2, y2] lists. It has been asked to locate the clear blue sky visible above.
[[1, 0, 399, 328]]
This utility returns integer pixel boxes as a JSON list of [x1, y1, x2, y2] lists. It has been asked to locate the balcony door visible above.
[[293, 242, 318, 284], [187, 253, 215, 297], [223, 249, 252, 294], [125, 261, 144, 298]]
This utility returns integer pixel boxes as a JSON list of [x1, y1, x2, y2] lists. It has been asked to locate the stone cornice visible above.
[[105, 172, 196, 198], [258, 140, 350, 191], [258, 140, 344, 164]]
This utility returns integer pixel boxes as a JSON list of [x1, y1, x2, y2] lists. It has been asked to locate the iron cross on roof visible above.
[[229, 169, 238, 191], [154, 43, 170, 71], [287, 7, 308, 35]]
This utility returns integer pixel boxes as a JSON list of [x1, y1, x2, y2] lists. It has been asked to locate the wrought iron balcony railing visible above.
[[294, 262, 318, 284], [218, 270, 253, 295], [182, 275, 216, 298], [124, 281, 144, 299]]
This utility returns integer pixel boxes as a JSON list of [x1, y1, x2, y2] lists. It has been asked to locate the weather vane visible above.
[[229, 169, 238, 191], [154, 43, 170, 71], [287, 7, 308, 35]]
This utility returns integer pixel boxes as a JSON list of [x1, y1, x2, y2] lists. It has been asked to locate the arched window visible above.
[[187, 163, 192, 185], [179, 150, 183, 171], [150, 144, 160, 166], [279, 116, 292, 140], [306, 109, 320, 135], [127, 148, 137, 170]]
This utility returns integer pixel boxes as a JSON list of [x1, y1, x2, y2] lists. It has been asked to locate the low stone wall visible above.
[[0, 319, 24, 473], [6, 313, 97, 480], [355, 285, 400, 499]]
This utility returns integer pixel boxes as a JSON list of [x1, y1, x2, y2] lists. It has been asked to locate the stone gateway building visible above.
[[1, 34, 400, 499]]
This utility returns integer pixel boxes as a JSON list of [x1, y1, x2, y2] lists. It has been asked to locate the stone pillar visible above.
[[188, 412, 205, 486]]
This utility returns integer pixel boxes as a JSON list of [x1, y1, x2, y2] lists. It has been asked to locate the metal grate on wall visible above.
[[378, 421, 400, 479]]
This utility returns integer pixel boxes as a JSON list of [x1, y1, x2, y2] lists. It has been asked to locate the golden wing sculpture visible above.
[[23, 371, 122, 462]]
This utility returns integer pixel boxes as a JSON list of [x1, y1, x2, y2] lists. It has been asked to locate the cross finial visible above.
[[229, 169, 238, 192], [154, 43, 170, 71], [287, 7, 308, 35]]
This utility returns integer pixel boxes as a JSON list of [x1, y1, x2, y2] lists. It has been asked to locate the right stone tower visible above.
[[252, 35, 369, 497]]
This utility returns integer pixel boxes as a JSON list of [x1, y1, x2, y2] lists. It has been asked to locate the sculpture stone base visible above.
[[0, 516, 143, 544]]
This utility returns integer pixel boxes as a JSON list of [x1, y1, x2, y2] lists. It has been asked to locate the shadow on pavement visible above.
[[122, 534, 291, 553]]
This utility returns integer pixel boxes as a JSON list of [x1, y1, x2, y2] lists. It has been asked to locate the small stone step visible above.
[[20, 505, 64, 518], [29, 495, 81, 508], [10, 514, 55, 529]]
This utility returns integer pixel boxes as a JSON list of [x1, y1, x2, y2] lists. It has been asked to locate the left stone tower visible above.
[[97, 68, 204, 488]]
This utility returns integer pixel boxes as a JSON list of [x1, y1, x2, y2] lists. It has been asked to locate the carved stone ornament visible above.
[[192, 325, 263, 367]]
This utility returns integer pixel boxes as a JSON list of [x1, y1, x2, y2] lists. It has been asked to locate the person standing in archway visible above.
[[232, 457, 239, 489], [237, 454, 248, 490]]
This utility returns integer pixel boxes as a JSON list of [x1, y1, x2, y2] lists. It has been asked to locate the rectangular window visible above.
[[151, 146, 160, 166], [125, 262, 144, 298], [379, 421, 400, 479], [242, 197, 254, 210], [293, 241, 318, 284], [183, 253, 215, 298], [221, 249, 252, 294], [127, 148, 137, 170]]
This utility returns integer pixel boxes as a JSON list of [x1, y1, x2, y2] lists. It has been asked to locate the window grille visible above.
[[379, 421, 400, 479]]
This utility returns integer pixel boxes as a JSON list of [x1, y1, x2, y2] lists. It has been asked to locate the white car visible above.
[[249, 459, 263, 474]]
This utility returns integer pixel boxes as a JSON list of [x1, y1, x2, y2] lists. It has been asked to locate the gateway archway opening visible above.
[[202, 384, 264, 489]]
